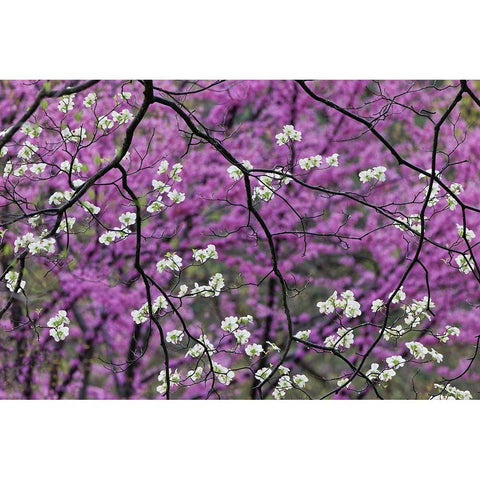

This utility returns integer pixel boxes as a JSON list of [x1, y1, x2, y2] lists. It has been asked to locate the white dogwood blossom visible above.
[[227, 160, 253, 180], [379, 368, 396, 382], [81, 201, 100, 215], [405, 341, 429, 360], [371, 299, 384, 312], [83, 92, 97, 108], [359, 166, 387, 183], [47, 310, 70, 342], [221, 316, 239, 333], [97, 115, 114, 130], [388, 285, 406, 304], [255, 367, 272, 381], [167, 189, 185, 204], [292, 374, 309, 388], [275, 124, 302, 145], [294, 330, 311, 341], [152, 179, 171, 193], [58, 94, 75, 113], [245, 343, 264, 357], [212, 362, 235, 385], [432, 383, 472, 400], [325, 153, 339, 167], [112, 109, 134, 124], [455, 253, 474, 274], [21, 122, 42, 138], [386, 355, 406, 370], [193, 244, 218, 263], [156, 252, 183, 273], [119, 212, 137, 226], [17, 141, 38, 160], [299, 155, 322, 170], [5, 271, 26, 293], [457, 224, 475, 241], [166, 330, 184, 344], [233, 329, 250, 345]]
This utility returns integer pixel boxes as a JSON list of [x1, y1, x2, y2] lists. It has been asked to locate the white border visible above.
[[1, 401, 478, 478]]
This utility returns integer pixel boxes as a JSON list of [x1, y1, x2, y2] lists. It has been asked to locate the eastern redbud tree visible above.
[[1, 79, 479, 399]]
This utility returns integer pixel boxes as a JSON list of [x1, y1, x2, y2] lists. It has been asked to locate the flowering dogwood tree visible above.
[[1, 79, 479, 399]]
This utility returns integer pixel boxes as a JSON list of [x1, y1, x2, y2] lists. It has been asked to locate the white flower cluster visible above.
[[298, 153, 339, 170], [299, 155, 322, 171], [325, 153, 339, 167], [437, 325, 460, 343], [13, 231, 55, 256], [252, 175, 275, 202], [294, 330, 311, 341], [99, 231, 118, 246], [60, 158, 83, 174], [83, 92, 97, 108], [58, 94, 75, 113], [324, 327, 355, 350], [455, 253, 474, 274], [156, 252, 183, 273], [381, 325, 405, 341], [47, 310, 70, 342], [4, 270, 26, 293], [131, 295, 168, 324], [432, 383, 472, 400], [446, 183, 464, 210], [166, 329, 184, 344], [233, 329, 251, 345], [221, 316, 239, 333], [190, 273, 225, 298], [156, 369, 181, 395], [371, 299, 384, 312], [359, 166, 387, 183], [17, 141, 38, 161], [275, 124, 302, 145], [423, 182, 441, 207], [388, 285, 406, 304], [48, 190, 72, 206], [147, 161, 185, 212], [112, 109, 134, 124], [366, 363, 397, 383], [97, 116, 114, 130], [245, 343, 264, 357], [59, 217, 76, 232], [402, 296, 435, 327], [272, 367, 309, 399], [187, 366, 203, 382], [212, 362, 235, 385], [185, 334, 216, 358], [169, 163, 183, 182], [393, 214, 422, 234], [21, 122, 42, 138], [61, 127, 87, 143], [255, 367, 272, 381], [81, 200, 101, 215], [456, 224, 475, 242], [98, 215, 135, 244], [119, 211, 136, 226], [227, 160, 253, 180], [167, 189, 185, 204], [405, 341, 429, 360], [317, 290, 362, 318], [192, 244, 218, 263], [29, 163, 46, 175], [97, 109, 134, 131], [418, 169, 465, 211], [117, 91, 132, 101]]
